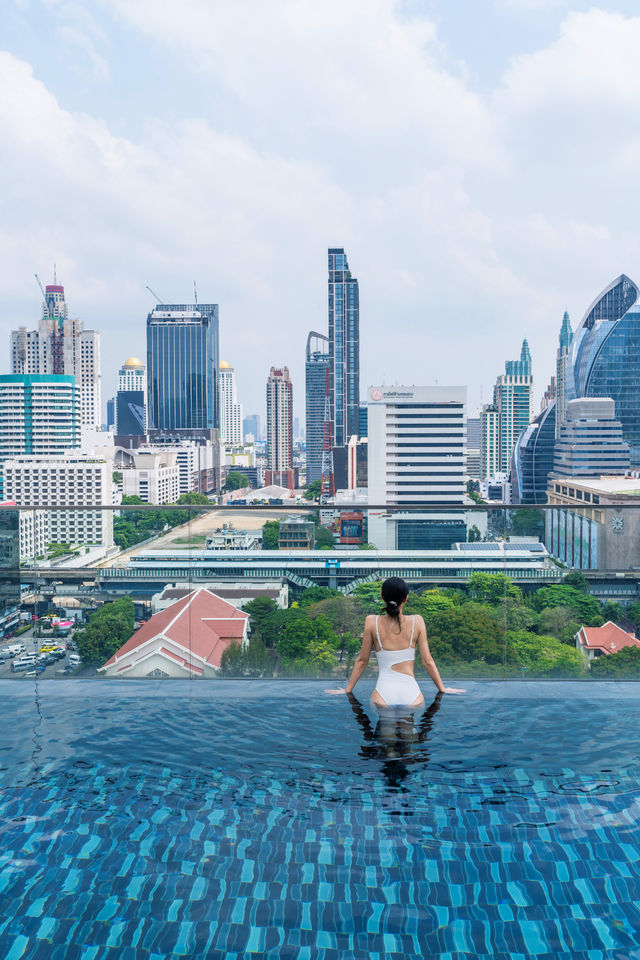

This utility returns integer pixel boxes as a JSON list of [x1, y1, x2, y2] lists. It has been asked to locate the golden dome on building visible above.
[[220, 360, 232, 369], [123, 357, 143, 368]]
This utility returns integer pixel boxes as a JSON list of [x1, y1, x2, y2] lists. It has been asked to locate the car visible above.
[[68, 654, 81, 666], [22, 665, 46, 678], [7, 643, 26, 656], [0, 648, 14, 661], [12, 657, 38, 672]]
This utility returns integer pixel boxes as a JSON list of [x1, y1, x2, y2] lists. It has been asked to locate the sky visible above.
[[3, 0, 640, 423]]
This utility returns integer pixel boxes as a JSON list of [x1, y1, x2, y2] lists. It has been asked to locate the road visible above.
[[0, 629, 79, 679]]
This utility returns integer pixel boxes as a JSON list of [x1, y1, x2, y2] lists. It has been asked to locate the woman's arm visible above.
[[325, 618, 373, 694], [416, 617, 465, 695]]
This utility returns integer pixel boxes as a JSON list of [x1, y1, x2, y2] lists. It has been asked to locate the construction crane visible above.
[[145, 285, 165, 305], [34, 274, 47, 302]]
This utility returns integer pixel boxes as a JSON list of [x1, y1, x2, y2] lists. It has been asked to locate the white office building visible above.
[[367, 385, 467, 550], [121, 451, 180, 505], [219, 361, 243, 446], [3, 454, 114, 548]]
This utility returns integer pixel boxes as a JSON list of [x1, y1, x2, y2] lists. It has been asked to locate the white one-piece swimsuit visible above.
[[373, 615, 423, 707]]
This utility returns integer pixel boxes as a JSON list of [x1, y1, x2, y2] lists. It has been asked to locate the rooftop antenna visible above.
[[193, 281, 198, 305], [53, 263, 57, 284], [145, 285, 165, 305]]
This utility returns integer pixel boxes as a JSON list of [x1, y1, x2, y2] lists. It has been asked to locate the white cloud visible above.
[[4, 3, 640, 415]]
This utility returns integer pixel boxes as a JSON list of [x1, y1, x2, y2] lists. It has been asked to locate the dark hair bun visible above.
[[381, 577, 408, 620]]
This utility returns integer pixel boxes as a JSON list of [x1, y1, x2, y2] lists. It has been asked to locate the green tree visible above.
[[627, 601, 640, 631], [536, 605, 581, 645], [590, 646, 640, 678], [314, 524, 335, 549], [224, 471, 249, 492], [304, 479, 322, 501], [112, 471, 122, 484], [351, 581, 384, 613], [297, 586, 342, 609], [532, 585, 602, 624], [467, 525, 481, 543], [75, 598, 135, 667], [427, 605, 506, 665], [262, 520, 280, 550], [405, 589, 455, 623], [467, 572, 522, 605], [219, 636, 272, 677], [244, 597, 279, 635], [506, 630, 584, 677], [277, 614, 339, 662], [307, 595, 363, 660], [258, 607, 307, 647], [563, 571, 589, 592], [602, 601, 625, 623]]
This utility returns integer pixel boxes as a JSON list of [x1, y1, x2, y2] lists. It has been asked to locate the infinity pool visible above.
[[1, 680, 640, 959]]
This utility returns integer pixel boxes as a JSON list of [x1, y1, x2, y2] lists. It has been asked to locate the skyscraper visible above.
[[146, 303, 219, 434], [243, 414, 260, 441], [305, 331, 329, 484], [0, 374, 80, 496], [10, 278, 101, 428], [510, 402, 556, 504], [555, 311, 573, 437], [568, 274, 640, 464], [266, 367, 293, 472], [367, 385, 467, 550], [116, 357, 147, 438], [328, 248, 359, 447], [481, 340, 533, 479], [552, 398, 630, 478], [219, 361, 243, 446]]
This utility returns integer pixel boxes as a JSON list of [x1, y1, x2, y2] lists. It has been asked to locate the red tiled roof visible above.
[[576, 621, 640, 656], [101, 588, 248, 671]]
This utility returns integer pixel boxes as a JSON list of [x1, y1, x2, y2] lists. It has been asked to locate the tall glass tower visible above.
[[328, 248, 359, 447], [147, 303, 219, 433], [568, 274, 640, 464], [305, 332, 329, 484]]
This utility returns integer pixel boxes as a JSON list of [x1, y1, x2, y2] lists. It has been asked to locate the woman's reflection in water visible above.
[[347, 691, 442, 791]]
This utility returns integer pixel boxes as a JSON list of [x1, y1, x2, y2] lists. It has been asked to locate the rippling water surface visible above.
[[2, 680, 640, 959]]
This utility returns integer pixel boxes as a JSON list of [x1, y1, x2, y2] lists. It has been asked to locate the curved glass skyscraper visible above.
[[510, 401, 556, 504], [568, 274, 640, 463]]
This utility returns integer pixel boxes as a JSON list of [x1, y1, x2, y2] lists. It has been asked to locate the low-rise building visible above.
[[151, 581, 288, 613], [575, 621, 640, 663], [205, 524, 260, 551], [278, 516, 315, 549], [546, 475, 640, 570], [2, 454, 113, 548], [99, 587, 249, 678], [0, 501, 47, 562]]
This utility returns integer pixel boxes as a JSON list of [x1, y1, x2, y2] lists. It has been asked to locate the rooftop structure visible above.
[[99, 587, 249, 678], [575, 622, 640, 663]]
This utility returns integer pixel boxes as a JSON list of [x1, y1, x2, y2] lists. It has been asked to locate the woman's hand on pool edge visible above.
[[442, 687, 466, 694], [324, 688, 348, 695]]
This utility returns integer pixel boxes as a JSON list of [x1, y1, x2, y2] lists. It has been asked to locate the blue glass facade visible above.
[[569, 275, 640, 464], [147, 304, 219, 432], [328, 249, 359, 447], [510, 401, 556, 504]]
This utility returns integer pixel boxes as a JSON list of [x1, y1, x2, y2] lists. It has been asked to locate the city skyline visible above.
[[5, 3, 640, 417]]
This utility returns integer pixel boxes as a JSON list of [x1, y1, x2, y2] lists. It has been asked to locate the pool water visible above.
[[2, 680, 640, 959]]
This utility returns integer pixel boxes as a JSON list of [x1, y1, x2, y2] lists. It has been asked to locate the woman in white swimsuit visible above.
[[328, 577, 465, 706]]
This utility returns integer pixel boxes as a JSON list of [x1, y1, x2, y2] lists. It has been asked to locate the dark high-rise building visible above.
[[328, 248, 359, 447], [358, 403, 368, 439], [305, 332, 329, 485], [147, 303, 219, 434], [568, 274, 640, 463], [243, 414, 260, 440]]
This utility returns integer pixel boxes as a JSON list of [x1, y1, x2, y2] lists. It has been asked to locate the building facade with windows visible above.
[[116, 357, 147, 437], [510, 401, 556, 504], [568, 274, 640, 464], [219, 361, 243, 446], [3, 454, 113, 548], [367, 384, 467, 550], [266, 366, 293, 472], [305, 332, 330, 484], [147, 303, 219, 434], [481, 340, 533, 479], [552, 398, 630, 478], [328, 249, 359, 447]]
